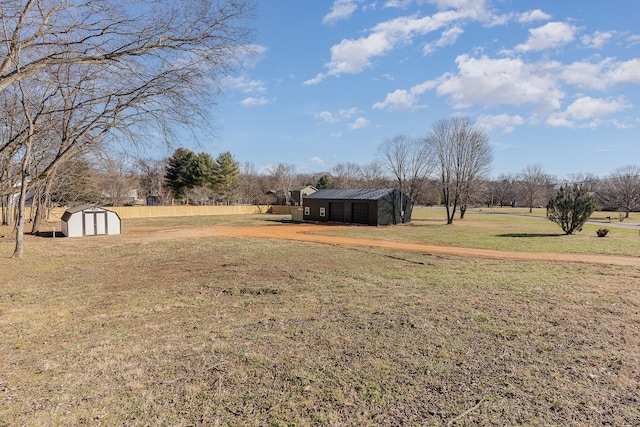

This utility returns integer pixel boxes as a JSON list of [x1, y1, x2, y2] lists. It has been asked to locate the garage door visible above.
[[352, 202, 369, 224], [329, 202, 344, 222]]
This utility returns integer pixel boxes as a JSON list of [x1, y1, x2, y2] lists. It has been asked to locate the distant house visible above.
[[61, 205, 121, 237], [289, 185, 318, 206], [303, 188, 412, 226]]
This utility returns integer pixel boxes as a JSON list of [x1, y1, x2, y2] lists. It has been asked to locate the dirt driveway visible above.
[[131, 223, 640, 267]]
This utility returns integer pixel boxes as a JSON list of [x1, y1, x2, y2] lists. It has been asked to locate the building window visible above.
[[304, 206, 310, 216], [320, 207, 326, 217]]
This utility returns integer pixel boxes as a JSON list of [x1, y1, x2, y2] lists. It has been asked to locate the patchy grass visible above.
[[315, 207, 640, 257], [1, 214, 640, 425]]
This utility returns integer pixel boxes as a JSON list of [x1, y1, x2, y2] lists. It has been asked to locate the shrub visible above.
[[547, 184, 597, 235], [597, 228, 609, 237]]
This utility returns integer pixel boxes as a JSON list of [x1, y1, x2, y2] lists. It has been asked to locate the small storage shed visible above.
[[303, 188, 412, 226], [61, 205, 121, 237]]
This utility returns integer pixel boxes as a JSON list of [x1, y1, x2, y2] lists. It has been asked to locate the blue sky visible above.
[[187, 0, 640, 179]]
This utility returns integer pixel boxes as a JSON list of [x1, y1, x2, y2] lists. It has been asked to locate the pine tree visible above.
[[547, 183, 596, 234], [212, 151, 240, 205], [165, 148, 197, 197], [316, 174, 333, 189]]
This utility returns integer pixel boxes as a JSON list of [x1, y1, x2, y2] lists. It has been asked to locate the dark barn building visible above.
[[303, 188, 412, 226]]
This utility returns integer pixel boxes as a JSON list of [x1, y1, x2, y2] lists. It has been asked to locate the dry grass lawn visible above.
[[1, 213, 639, 426]]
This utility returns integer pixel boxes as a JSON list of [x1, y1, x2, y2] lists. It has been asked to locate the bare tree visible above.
[[517, 165, 554, 213], [238, 161, 261, 205], [47, 157, 100, 207], [0, 0, 255, 257], [378, 135, 433, 202], [331, 162, 363, 188], [360, 161, 389, 188], [93, 151, 138, 207], [135, 158, 171, 205], [267, 163, 296, 205], [565, 172, 601, 192], [596, 165, 640, 218], [428, 117, 493, 224], [489, 173, 517, 208], [0, 0, 254, 91]]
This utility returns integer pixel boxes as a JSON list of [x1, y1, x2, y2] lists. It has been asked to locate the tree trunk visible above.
[[13, 80, 34, 259], [13, 144, 31, 258], [31, 185, 44, 234]]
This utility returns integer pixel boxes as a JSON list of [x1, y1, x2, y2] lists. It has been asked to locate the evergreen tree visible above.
[[165, 148, 197, 197], [212, 151, 240, 205], [316, 174, 334, 189], [191, 152, 216, 187], [547, 183, 596, 234]]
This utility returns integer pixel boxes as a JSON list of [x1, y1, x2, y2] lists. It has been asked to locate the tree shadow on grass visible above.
[[497, 233, 565, 238], [32, 231, 64, 238]]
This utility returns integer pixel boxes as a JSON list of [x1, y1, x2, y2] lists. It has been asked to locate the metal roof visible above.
[[63, 204, 108, 214], [303, 188, 398, 200]]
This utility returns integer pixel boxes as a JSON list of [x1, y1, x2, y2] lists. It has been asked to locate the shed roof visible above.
[[63, 204, 108, 214], [304, 188, 398, 200]]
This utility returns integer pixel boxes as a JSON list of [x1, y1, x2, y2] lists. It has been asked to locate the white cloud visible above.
[[304, 73, 326, 86], [607, 58, 640, 85], [240, 97, 270, 106], [307, 1, 495, 84], [564, 96, 630, 120], [561, 58, 640, 91], [311, 156, 326, 166], [373, 89, 417, 110], [323, 0, 359, 25], [316, 111, 338, 123], [515, 22, 576, 52], [338, 107, 359, 118], [434, 54, 564, 112], [518, 9, 551, 23], [424, 26, 464, 55], [373, 77, 440, 110], [237, 44, 268, 69], [627, 34, 640, 47], [560, 60, 612, 91], [477, 114, 525, 133], [223, 76, 267, 93], [384, 0, 412, 7], [350, 117, 371, 130], [315, 107, 361, 123], [547, 96, 631, 127], [581, 31, 614, 49]]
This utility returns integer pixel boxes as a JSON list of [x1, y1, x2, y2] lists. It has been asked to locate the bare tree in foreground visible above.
[[428, 117, 492, 224], [0, 0, 255, 257]]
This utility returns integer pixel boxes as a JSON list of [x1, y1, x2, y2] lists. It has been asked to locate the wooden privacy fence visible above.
[[41, 205, 294, 221]]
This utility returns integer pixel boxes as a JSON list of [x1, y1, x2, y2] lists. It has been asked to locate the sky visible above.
[[183, 0, 640, 179]]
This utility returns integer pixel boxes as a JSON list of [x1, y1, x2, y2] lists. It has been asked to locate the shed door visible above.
[[95, 212, 107, 234], [329, 202, 344, 222], [83, 212, 107, 235], [352, 202, 369, 224]]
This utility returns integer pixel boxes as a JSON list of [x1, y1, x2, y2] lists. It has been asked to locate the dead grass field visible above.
[[1, 213, 639, 426]]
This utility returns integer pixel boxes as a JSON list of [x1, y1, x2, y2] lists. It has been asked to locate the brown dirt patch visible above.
[[127, 223, 640, 267]]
